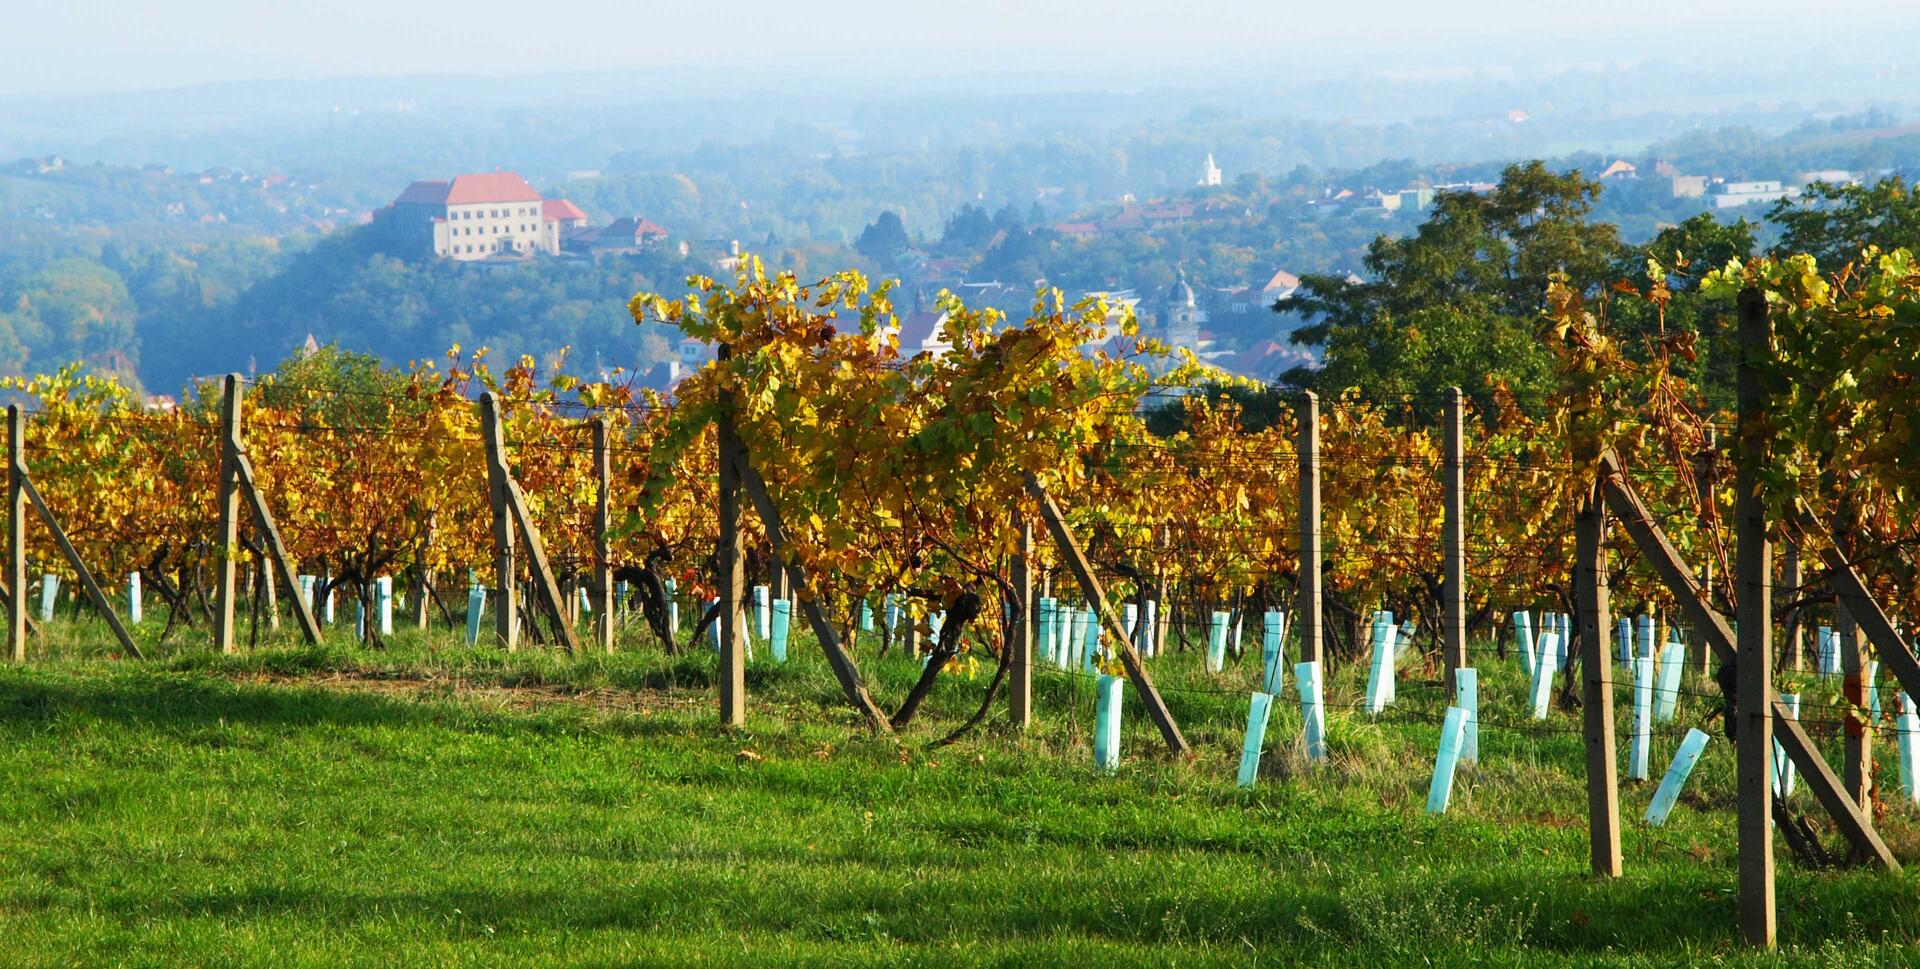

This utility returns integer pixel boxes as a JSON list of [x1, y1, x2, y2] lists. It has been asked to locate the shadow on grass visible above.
[[0, 671, 710, 743], [62, 854, 1913, 958]]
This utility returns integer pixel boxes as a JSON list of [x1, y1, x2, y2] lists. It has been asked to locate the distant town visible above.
[[0, 137, 1892, 396], [352, 150, 1875, 395]]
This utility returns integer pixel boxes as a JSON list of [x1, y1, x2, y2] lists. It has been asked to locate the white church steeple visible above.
[[1199, 153, 1222, 187]]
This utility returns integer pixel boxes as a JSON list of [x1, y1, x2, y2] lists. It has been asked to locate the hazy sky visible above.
[[4, 0, 1916, 97]]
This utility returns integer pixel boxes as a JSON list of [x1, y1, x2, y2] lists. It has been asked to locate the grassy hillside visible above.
[[1, 619, 1916, 966]]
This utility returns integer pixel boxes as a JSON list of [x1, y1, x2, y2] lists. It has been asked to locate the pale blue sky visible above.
[[3, 0, 1914, 97]]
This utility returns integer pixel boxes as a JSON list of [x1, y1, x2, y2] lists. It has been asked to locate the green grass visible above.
[[2, 612, 1918, 966]]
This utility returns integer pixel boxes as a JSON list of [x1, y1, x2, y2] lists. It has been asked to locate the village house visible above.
[[1708, 179, 1797, 210], [892, 293, 954, 360], [569, 215, 670, 254]]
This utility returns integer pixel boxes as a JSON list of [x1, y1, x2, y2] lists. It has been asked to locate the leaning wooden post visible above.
[[1009, 516, 1034, 728], [213, 373, 244, 654], [735, 459, 890, 729], [593, 416, 615, 652], [228, 449, 321, 646], [1734, 286, 1776, 949], [1025, 473, 1189, 754], [479, 393, 518, 649], [18, 472, 143, 658], [1443, 387, 1466, 698], [1798, 506, 1920, 741], [7, 405, 25, 662], [715, 345, 747, 727], [1576, 480, 1621, 877], [1298, 390, 1322, 667]]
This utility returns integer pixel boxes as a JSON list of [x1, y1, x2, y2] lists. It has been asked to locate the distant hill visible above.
[[134, 223, 692, 391]]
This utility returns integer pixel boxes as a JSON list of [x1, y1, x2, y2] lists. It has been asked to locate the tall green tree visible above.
[[1769, 177, 1920, 267], [1610, 212, 1758, 401], [855, 211, 912, 266], [940, 204, 993, 249], [1280, 162, 1621, 407]]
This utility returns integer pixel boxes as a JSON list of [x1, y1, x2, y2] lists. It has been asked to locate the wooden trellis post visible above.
[[1576, 482, 1620, 877], [1733, 287, 1775, 948], [7, 404, 23, 661], [1009, 517, 1034, 729], [1025, 473, 1189, 754], [714, 347, 747, 726], [478, 392, 577, 655], [1297, 390, 1322, 668], [214, 374, 243, 653], [1443, 386, 1466, 697], [593, 416, 615, 652], [7, 404, 144, 660]]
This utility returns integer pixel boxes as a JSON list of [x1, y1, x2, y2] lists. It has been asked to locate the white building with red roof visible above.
[[383, 172, 588, 261], [542, 198, 589, 230]]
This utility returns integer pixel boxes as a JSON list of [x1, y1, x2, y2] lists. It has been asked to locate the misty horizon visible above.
[[5, 0, 1920, 100]]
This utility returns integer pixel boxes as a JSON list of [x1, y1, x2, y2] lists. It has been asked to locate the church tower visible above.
[[1199, 153, 1222, 187], [1163, 267, 1203, 351]]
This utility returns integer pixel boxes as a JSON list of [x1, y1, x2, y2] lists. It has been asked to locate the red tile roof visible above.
[[395, 173, 546, 207], [445, 172, 543, 205], [543, 198, 588, 222], [1599, 159, 1637, 180], [389, 175, 545, 210], [605, 216, 668, 239], [1260, 269, 1301, 292]]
